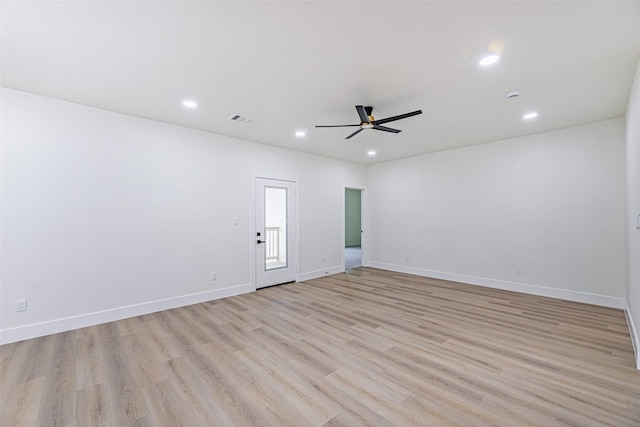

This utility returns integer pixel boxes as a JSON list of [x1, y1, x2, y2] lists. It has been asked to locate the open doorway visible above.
[[345, 188, 362, 270]]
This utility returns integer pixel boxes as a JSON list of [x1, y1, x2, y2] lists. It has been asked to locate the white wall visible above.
[[1, 87, 632, 347], [626, 58, 640, 368], [0, 88, 366, 343], [368, 118, 627, 307]]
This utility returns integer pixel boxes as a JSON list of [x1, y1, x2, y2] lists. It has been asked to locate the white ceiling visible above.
[[2, 1, 639, 164]]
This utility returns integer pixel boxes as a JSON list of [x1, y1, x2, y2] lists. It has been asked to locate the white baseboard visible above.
[[625, 300, 640, 369], [368, 261, 625, 309], [298, 265, 344, 282], [0, 283, 253, 345]]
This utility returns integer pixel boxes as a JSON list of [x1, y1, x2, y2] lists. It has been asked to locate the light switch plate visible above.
[[636, 212, 640, 230]]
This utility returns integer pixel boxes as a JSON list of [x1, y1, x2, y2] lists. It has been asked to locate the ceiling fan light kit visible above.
[[316, 105, 423, 139]]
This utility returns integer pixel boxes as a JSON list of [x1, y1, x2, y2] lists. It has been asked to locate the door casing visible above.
[[343, 185, 367, 271]]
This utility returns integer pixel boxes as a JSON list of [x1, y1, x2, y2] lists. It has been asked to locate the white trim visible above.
[[342, 185, 368, 269], [298, 265, 343, 282], [0, 283, 253, 345], [360, 188, 369, 267], [625, 300, 640, 369], [368, 261, 625, 309]]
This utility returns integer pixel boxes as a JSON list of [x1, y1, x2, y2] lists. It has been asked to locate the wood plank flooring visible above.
[[2, 268, 639, 426]]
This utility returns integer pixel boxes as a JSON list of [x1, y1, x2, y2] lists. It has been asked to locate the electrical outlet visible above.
[[405, 255, 411, 262], [16, 299, 27, 312], [210, 272, 216, 281], [321, 256, 325, 262], [515, 266, 523, 275]]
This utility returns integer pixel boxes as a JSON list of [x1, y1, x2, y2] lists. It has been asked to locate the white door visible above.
[[255, 177, 297, 289]]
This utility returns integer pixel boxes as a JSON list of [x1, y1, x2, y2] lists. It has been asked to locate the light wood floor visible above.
[[2, 268, 639, 426]]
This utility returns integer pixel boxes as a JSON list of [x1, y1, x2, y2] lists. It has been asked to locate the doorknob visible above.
[[257, 240, 265, 244]]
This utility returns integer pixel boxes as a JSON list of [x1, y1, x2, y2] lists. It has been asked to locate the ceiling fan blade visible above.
[[315, 124, 360, 128], [345, 128, 364, 139], [373, 124, 401, 134], [355, 105, 370, 124], [373, 110, 422, 125]]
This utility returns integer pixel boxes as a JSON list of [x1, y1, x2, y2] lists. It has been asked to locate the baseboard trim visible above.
[[298, 265, 344, 282], [624, 300, 640, 369], [368, 261, 625, 309], [0, 283, 253, 345]]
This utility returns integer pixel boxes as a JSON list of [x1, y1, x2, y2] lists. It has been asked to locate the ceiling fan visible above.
[[315, 105, 423, 139]]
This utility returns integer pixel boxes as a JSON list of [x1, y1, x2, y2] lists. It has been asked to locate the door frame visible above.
[[342, 185, 368, 271], [251, 173, 300, 290]]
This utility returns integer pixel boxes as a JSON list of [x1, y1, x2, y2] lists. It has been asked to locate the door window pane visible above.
[[265, 187, 287, 270]]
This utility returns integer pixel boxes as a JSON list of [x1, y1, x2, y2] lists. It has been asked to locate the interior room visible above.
[[2, 1, 640, 425]]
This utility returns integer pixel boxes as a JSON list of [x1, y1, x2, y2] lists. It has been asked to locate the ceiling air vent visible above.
[[229, 114, 256, 124], [506, 91, 521, 100]]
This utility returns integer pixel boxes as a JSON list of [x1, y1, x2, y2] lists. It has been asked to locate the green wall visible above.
[[345, 188, 361, 247]]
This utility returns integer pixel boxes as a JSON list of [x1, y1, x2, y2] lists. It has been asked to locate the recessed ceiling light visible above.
[[295, 131, 306, 137], [523, 112, 538, 120], [479, 54, 500, 66], [182, 100, 198, 108], [367, 150, 377, 156]]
